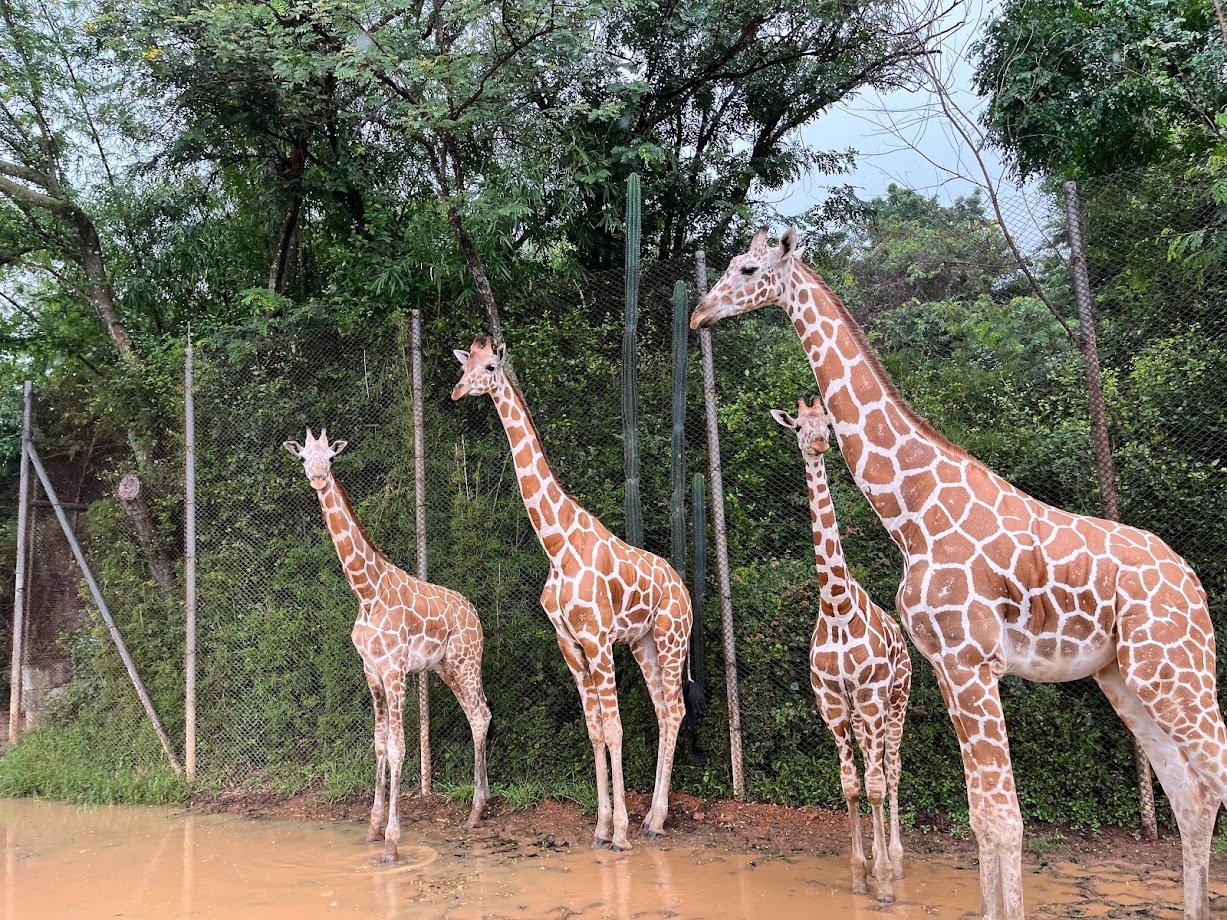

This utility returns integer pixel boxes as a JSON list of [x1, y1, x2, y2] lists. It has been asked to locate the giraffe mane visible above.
[[799, 263, 970, 462], [330, 475, 394, 568]]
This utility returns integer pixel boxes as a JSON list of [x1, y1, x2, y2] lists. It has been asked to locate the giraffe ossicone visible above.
[[452, 336, 693, 852], [772, 396, 912, 902], [284, 427, 491, 863], [696, 230, 1227, 920]]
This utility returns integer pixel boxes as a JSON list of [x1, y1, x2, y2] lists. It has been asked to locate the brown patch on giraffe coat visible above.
[[861, 451, 895, 488], [851, 368, 884, 406], [897, 438, 937, 471]]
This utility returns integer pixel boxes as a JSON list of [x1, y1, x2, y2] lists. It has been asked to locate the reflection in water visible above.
[[0, 798, 1175, 919]]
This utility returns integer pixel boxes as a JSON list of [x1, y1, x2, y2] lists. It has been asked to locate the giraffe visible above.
[[283, 428, 491, 864], [771, 396, 912, 902], [451, 336, 693, 851], [692, 228, 1227, 920]]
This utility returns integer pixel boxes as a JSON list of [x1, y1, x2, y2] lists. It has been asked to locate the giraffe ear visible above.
[[770, 409, 797, 430], [330, 439, 348, 455], [777, 226, 804, 262], [495, 341, 507, 365], [282, 440, 304, 457], [453, 349, 470, 366]]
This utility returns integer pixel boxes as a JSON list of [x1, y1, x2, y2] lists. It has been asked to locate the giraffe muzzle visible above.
[[689, 299, 719, 330]]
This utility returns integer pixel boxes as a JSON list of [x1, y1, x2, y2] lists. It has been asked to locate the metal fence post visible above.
[[1063, 179, 1157, 841], [695, 251, 745, 798], [184, 338, 198, 779], [622, 173, 643, 547], [411, 309, 431, 795], [7, 381, 32, 744], [26, 442, 182, 773]]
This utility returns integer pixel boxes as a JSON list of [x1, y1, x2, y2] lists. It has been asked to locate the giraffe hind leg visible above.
[[436, 651, 492, 828], [1096, 659, 1217, 920]]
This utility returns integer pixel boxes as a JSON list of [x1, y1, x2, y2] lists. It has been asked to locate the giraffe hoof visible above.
[[876, 892, 895, 904], [593, 837, 611, 849], [365, 833, 383, 843], [609, 841, 632, 852], [643, 828, 661, 842], [379, 851, 399, 865], [851, 882, 869, 897]]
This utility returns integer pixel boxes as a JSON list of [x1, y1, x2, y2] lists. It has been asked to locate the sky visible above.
[[769, 1, 1011, 217]]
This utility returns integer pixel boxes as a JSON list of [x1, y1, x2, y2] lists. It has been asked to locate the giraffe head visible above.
[[690, 226, 805, 329], [283, 427, 348, 491], [771, 397, 831, 461], [451, 335, 507, 400]]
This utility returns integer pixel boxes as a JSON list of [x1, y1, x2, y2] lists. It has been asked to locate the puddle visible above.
[[0, 798, 1179, 918]]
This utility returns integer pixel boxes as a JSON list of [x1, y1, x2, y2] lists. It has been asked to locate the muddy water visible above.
[[0, 798, 1176, 919]]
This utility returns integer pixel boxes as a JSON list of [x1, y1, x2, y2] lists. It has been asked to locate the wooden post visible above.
[[116, 474, 176, 603], [695, 251, 744, 797], [7, 382, 32, 745], [411, 309, 431, 795], [1063, 179, 1156, 841], [184, 339, 198, 780], [26, 442, 182, 773]]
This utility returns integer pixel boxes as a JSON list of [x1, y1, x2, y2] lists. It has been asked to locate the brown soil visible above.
[[188, 786, 1208, 878]]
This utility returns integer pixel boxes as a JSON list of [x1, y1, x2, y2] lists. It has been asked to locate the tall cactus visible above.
[[670, 280, 689, 577], [622, 172, 643, 547]]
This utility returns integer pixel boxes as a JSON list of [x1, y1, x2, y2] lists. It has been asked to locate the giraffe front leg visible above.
[[820, 689, 869, 897], [555, 632, 611, 847], [363, 667, 390, 844], [932, 658, 1023, 920], [587, 639, 632, 852], [851, 699, 894, 903], [380, 676, 408, 864]]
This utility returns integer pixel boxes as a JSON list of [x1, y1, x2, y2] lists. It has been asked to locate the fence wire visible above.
[[8, 170, 1227, 829]]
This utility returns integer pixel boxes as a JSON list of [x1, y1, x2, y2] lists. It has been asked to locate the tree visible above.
[[0, 0, 141, 365], [973, 0, 1227, 179]]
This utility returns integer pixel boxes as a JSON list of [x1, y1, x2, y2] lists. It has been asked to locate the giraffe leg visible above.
[[633, 624, 686, 840], [851, 696, 895, 903], [436, 652, 491, 828], [555, 632, 612, 847], [822, 694, 869, 897], [587, 639, 632, 851], [380, 674, 408, 864], [884, 666, 910, 881], [630, 636, 668, 837], [362, 666, 390, 844], [1097, 658, 1219, 919], [931, 659, 1023, 920]]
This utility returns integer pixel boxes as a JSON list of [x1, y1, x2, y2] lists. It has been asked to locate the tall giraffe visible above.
[[692, 228, 1227, 920], [452, 337, 693, 851], [283, 428, 491, 864], [771, 396, 912, 902]]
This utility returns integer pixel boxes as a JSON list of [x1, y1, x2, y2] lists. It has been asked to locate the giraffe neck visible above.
[[783, 263, 994, 537], [804, 453, 855, 617], [317, 475, 383, 602], [490, 375, 583, 557]]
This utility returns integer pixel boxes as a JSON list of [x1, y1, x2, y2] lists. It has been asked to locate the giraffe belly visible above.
[[1001, 606, 1116, 682]]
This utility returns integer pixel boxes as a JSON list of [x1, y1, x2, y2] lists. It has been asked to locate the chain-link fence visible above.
[[6, 169, 1227, 828]]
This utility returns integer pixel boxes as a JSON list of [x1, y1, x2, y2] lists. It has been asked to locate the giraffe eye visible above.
[[485, 364, 495, 372], [740, 265, 758, 276]]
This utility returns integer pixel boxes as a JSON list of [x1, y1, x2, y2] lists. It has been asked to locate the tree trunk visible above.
[[116, 473, 176, 605], [72, 212, 137, 365]]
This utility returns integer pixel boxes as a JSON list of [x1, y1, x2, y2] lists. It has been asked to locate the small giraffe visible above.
[[452, 337, 693, 851], [693, 228, 1227, 920], [283, 428, 491, 863], [771, 397, 911, 902]]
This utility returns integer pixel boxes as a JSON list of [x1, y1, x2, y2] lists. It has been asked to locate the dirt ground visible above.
[[189, 785, 1217, 881]]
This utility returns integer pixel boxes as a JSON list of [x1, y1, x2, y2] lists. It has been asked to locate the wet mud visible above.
[[0, 798, 1215, 918]]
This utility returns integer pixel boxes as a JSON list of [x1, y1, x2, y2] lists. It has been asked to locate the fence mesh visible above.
[[9, 169, 1227, 827]]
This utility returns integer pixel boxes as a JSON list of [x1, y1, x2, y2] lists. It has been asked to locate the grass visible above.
[[1213, 834, 1227, 856], [1025, 831, 1069, 855], [438, 779, 599, 815], [0, 725, 190, 805]]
